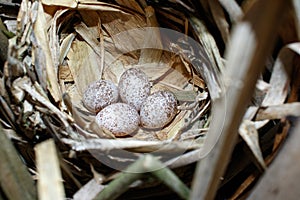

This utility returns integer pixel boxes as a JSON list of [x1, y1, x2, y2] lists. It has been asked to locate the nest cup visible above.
[[3, 0, 297, 199], [1, 0, 217, 178], [2, 0, 220, 186], [12, 1, 220, 169], [63, 10, 217, 169]]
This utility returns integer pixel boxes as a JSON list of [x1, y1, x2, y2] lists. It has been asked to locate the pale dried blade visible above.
[[34, 1, 62, 102], [73, 179, 105, 200], [256, 102, 300, 120], [208, 0, 230, 43], [36, 139, 65, 200], [218, 0, 243, 22], [239, 120, 266, 170]]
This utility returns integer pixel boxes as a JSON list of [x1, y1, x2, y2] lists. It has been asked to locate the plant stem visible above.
[[94, 155, 190, 200]]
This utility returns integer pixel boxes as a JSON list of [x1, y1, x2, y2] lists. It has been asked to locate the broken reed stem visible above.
[[0, 124, 36, 200], [94, 155, 190, 200], [35, 139, 65, 200]]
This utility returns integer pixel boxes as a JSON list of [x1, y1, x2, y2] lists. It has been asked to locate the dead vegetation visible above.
[[0, 0, 299, 199]]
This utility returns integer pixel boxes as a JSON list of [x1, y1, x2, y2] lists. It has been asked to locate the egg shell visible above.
[[118, 68, 151, 111], [140, 91, 178, 129], [95, 103, 140, 136], [82, 80, 119, 113]]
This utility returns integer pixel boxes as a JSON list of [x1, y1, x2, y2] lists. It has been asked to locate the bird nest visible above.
[[1, 0, 299, 199], [4, 0, 220, 167]]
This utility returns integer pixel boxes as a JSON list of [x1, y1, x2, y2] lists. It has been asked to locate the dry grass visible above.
[[0, 0, 299, 199]]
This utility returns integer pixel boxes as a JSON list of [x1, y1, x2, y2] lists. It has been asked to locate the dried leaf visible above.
[[41, 0, 77, 8], [14, 77, 76, 138], [73, 179, 104, 200], [243, 106, 259, 120], [255, 79, 270, 92], [34, 1, 61, 102], [262, 43, 300, 106], [2, 128, 23, 141], [218, 0, 243, 23], [49, 9, 69, 70], [77, 2, 128, 12], [186, 17, 224, 99], [256, 102, 300, 120], [172, 90, 198, 102], [252, 43, 300, 129], [62, 138, 200, 153], [3, 19, 17, 34], [208, 0, 230, 43], [138, 6, 163, 64], [156, 110, 190, 140], [115, 0, 145, 14], [165, 148, 204, 169], [59, 65, 73, 82], [106, 18, 148, 53], [67, 40, 103, 95], [74, 22, 114, 77], [239, 120, 266, 170]]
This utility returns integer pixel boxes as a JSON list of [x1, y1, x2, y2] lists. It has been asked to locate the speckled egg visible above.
[[82, 80, 119, 113], [118, 68, 151, 111], [95, 103, 140, 136], [140, 91, 178, 129]]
